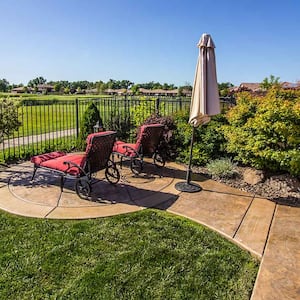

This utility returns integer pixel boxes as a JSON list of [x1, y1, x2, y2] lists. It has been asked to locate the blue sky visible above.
[[1, 0, 300, 87]]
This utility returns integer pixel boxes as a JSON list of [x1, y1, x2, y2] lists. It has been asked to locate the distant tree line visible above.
[[0, 76, 237, 96], [0, 77, 193, 94]]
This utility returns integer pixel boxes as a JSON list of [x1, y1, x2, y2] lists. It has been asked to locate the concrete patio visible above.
[[0, 160, 299, 299]]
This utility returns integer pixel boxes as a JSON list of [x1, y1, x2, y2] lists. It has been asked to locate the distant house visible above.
[[281, 82, 300, 90], [12, 85, 54, 94], [238, 83, 262, 93], [138, 88, 181, 97], [85, 88, 98, 94], [36, 84, 54, 93], [138, 88, 152, 95], [181, 89, 192, 97], [146, 89, 177, 96], [11, 86, 33, 94], [237, 82, 300, 93], [98, 87, 191, 97], [104, 88, 128, 95]]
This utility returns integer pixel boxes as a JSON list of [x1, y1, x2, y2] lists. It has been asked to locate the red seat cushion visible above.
[[40, 154, 86, 176], [113, 141, 139, 157], [31, 151, 66, 165]]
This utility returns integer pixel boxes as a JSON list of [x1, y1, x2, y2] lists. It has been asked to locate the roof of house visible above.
[[238, 83, 262, 91], [36, 84, 54, 89], [281, 82, 300, 89], [104, 88, 127, 94]]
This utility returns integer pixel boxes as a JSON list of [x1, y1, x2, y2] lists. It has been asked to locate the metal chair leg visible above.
[[60, 175, 65, 192], [31, 166, 38, 181]]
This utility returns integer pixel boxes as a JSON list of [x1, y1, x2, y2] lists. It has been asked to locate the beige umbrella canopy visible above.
[[175, 33, 220, 192], [189, 33, 220, 127]]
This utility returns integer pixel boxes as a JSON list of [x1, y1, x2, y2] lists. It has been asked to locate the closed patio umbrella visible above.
[[175, 33, 220, 192]]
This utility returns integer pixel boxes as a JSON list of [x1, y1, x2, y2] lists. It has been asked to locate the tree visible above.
[[218, 82, 234, 97], [260, 75, 280, 90], [131, 84, 140, 95], [78, 102, 103, 149], [0, 98, 21, 143], [64, 87, 70, 94], [96, 81, 105, 94], [0, 79, 9, 92], [28, 76, 47, 87], [120, 80, 133, 89]]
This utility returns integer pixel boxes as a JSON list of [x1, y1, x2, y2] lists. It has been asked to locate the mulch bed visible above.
[[195, 166, 300, 207]]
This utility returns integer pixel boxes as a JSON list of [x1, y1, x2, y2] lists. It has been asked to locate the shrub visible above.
[[143, 114, 177, 160], [78, 102, 103, 149], [104, 110, 132, 140], [222, 89, 300, 175], [173, 109, 228, 165], [130, 98, 156, 127], [0, 97, 21, 143], [206, 158, 238, 179], [130, 97, 165, 127]]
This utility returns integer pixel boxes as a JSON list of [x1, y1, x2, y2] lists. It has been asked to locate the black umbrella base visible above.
[[175, 181, 202, 193]]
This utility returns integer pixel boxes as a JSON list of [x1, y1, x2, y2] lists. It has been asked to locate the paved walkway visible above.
[[0, 161, 299, 299], [1, 128, 76, 150]]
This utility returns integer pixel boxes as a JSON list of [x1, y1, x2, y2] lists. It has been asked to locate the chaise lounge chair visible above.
[[30, 131, 120, 199], [112, 123, 165, 175]]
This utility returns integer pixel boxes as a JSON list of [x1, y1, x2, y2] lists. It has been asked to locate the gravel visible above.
[[195, 166, 300, 207]]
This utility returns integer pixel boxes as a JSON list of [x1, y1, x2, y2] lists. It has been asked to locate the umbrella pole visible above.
[[186, 126, 196, 183], [175, 126, 202, 192]]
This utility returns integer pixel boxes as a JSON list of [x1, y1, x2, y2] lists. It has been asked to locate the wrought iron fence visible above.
[[0, 96, 235, 162]]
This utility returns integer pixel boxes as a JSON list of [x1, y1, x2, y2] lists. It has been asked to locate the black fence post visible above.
[[75, 98, 79, 138], [156, 98, 160, 114]]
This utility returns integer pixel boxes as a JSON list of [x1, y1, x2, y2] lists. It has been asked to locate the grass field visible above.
[[0, 209, 259, 299], [0, 94, 189, 162], [0, 92, 107, 101], [7, 95, 188, 137]]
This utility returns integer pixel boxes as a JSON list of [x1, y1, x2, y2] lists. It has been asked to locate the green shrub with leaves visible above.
[[78, 102, 103, 149], [173, 109, 228, 165], [130, 97, 166, 127], [222, 89, 300, 175], [0, 97, 21, 143], [130, 98, 157, 127], [104, 110, 132, 140], [206, 158, 238, 179]]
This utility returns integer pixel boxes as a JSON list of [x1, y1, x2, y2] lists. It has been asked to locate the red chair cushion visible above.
[[40, 154, 86, 176], [31, 151, 66, 165], [113, 141, 138, 157]]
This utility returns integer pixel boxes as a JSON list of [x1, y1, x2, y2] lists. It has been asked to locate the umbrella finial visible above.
[[198, 33, 215, 49]]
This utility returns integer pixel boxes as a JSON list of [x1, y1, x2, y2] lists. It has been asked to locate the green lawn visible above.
[[0, 209, 259, 300]]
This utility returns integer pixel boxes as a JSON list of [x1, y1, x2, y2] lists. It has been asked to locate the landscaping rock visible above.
[[266, 175, 300, 194], [243, 168, 264, 185], [195, 165, 300, 207]]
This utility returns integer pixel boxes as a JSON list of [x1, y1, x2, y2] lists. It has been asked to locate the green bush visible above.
[[130, 97, 166, 127], [0, 97, 21, 143], [78, 102, 103, 149], [173, 110, 228, 165], [206, 158, 238, 179], [104, 110, 132, 140], [222, 89, 300, 175], [130, 98, 156, 127]]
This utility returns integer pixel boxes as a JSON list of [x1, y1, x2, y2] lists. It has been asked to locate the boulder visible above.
[[243, 168, 264, 185]]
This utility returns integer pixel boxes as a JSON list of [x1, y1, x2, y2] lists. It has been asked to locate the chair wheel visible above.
[[75, 178, 91, 199], [153, 152, 165, 168], [105, 160, 120, 184], [130, 158, 143, 175]]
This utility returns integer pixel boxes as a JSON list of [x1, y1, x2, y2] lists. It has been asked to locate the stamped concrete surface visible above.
[[0, 160, 299, 299], [250, 205, 300, 300]]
